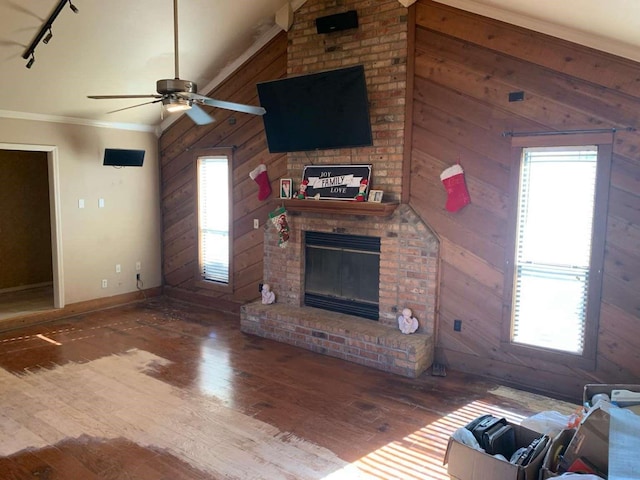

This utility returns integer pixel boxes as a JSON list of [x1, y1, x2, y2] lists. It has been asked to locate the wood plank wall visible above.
[[410, 1, 640, 399], [159, 33, 288, 312]]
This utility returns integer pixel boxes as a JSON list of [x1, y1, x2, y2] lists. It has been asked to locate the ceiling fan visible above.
[[87, 0, 265, 125]]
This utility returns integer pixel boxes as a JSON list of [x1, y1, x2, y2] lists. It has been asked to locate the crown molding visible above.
[[0, 109, 156, 133]]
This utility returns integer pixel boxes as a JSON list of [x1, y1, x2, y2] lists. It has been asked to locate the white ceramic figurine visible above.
[[261, 284, 276, 304], [397, 307, 418, 334]]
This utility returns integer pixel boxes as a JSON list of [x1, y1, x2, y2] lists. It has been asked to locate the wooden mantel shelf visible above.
[[282, 199, 399, 217]]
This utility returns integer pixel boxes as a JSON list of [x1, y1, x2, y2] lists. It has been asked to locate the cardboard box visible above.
[[444, 422, 549, 480], [583, 383, 640, 409], [539, 428, 575, 479], [560, 403, 610, 477]]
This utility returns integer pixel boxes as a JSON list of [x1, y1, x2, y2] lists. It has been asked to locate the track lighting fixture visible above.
[[43, 28, 53, 44], [22, 0, 79, 69]]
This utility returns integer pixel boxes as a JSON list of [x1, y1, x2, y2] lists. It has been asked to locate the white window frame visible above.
[[194, 148, 233, 292], [502, 133, 613, 370]]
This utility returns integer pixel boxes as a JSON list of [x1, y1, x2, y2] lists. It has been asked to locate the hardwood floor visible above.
[[0, 298, 577, 479], [0, 285, 53, 321]]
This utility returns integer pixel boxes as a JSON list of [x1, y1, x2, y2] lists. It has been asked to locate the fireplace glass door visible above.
[[304, 231, 380, 320]]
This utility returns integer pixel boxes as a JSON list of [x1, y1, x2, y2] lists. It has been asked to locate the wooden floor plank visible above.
[[0, 298, 577, 479]]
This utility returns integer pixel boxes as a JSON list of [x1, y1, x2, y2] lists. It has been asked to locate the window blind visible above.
[[512, 147, 597, 354], [198, 156, 229, 284]]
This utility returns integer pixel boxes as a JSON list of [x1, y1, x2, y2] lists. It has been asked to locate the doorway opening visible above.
[[0, 144, 64, 321]]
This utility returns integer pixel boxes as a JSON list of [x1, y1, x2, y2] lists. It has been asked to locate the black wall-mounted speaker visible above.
[[315, 10, 358, 34]]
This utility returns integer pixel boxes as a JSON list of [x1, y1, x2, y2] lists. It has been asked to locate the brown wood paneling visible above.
[[440, 349, 586, 401], [440, 239, 503, 294], [415, 1, 640, 100], [160, 32, 288, 310], [598, 302, 640, 377], [409, 0, 640, 397]]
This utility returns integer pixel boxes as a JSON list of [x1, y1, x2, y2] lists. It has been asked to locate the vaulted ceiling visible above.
[[1, 0, 639, 131]]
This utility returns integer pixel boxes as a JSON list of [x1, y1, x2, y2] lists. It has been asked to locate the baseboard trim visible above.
[[0, 287, 162, 332]]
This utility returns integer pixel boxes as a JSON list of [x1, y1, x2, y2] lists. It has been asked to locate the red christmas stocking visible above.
[[249, 163, 272, 201], [440, 164, 470, 212]]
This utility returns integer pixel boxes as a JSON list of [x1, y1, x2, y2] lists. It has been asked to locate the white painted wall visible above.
[[0, 117, 161, 305]]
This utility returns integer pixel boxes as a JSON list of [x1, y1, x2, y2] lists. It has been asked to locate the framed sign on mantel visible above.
[[298, 164, 372, 201]]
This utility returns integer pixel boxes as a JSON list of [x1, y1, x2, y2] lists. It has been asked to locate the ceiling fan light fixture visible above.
[[163, 97, 191, 113]]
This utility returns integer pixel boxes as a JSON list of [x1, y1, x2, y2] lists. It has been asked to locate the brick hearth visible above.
[[241, 302, 434, 378]]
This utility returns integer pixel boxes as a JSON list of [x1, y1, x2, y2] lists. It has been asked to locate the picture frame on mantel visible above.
[[300, 164, 372, 201], [280, 178, 292, 199], [368, 190, 383, 203]]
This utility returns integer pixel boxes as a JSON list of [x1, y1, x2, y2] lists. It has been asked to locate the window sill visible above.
[[195, 278, 233, 294]]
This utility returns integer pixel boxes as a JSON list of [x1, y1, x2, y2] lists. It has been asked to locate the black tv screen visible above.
[[256, 65, 373, 153], [103, 148, 145, 167]]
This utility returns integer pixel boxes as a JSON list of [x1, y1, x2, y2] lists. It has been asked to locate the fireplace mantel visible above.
[[282, 199, 399, 217]]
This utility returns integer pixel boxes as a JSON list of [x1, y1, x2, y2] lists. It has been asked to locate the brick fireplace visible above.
[[240, 0, 438, 377], [241, 205, 438, 377]]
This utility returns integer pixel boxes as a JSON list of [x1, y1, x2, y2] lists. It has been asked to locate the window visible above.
[[503, 133, 612, 369], [196, 150, 233, 289]]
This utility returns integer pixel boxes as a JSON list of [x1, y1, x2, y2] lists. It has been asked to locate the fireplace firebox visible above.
[[304, 231, 380, 320]]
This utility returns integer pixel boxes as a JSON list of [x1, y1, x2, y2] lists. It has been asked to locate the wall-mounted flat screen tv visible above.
[[103, 148, 145, 167], [256, 65, 373, 153]]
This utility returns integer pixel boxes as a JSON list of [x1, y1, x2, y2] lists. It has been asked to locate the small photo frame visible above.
[[280, 178, 292, 199], [368, 190, 383, 203]]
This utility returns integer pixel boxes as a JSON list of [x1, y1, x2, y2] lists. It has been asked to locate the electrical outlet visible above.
[[253, 218, 259, 229], [136, 261, 141, 271], [101, 279, 108, 288], [508, 91, 525, 102], [453, 319, 462, 332], [115, 264, 121, 273]]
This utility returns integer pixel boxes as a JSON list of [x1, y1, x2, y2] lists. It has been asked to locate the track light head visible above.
[[69, 1, 79, 13], [43, 28, 53, 44], [26, 53, 35, 69]]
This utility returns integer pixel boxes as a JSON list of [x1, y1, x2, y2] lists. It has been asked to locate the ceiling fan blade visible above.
[[106, 99, 164, 114], [185, 104, 214, 125], [88, 94, 162, 100], [184, 93, 266, 116]]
